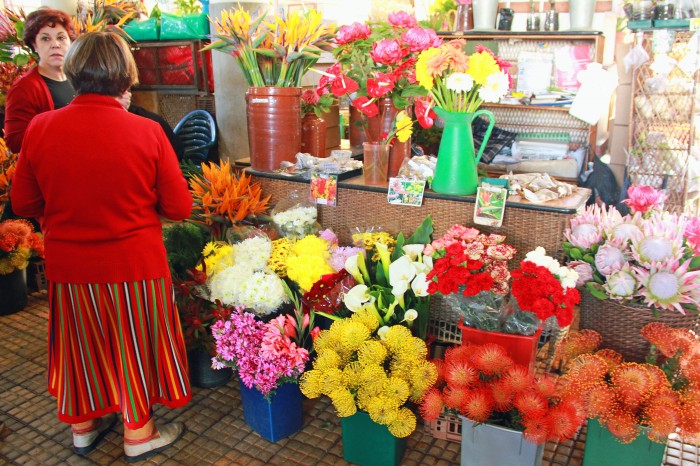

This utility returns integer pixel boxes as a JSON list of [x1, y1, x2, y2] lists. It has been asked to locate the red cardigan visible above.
[[4, 67, 54, 154], [11, 94, 193, 284]]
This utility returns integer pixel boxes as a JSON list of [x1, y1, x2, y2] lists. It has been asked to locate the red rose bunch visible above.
[[420, 343, 586, 444], [423, 224, 516, 296], [510, 248, 580, 328]]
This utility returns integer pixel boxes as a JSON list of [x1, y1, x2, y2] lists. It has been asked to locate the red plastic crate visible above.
[[458, 318, 541, 374]]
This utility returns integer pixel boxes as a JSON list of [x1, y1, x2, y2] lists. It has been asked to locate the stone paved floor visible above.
[[1, 292, 698, 465]]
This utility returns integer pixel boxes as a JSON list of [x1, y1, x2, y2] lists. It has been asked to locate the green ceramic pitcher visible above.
[[431, 107, 495, 196]]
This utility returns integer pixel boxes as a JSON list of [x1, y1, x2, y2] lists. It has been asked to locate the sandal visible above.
[[123, 422, 185, 463], [72, 413, 117, 456]]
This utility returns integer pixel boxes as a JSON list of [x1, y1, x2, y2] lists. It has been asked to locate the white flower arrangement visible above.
[[271, 205, 318, 239], [525, 246, 579, 291]]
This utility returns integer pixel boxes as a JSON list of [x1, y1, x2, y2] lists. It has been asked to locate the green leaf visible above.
[[586, 282, 608, 300], [690, 255, 700, 270], [569, 248, 583, 260], [391, 233, 406, 262], [582, 253, 596, 265], [406, 215, 434, 245]]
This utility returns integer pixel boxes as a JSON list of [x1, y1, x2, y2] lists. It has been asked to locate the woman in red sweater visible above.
[[4, 7, 77, 154], [11, 32, 193, 462]]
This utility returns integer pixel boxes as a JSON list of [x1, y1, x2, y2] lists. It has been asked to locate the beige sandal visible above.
[[123, 422, 185, 463], [72, 413, 117, 456]]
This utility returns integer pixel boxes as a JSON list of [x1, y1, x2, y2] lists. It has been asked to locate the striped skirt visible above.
[[47, 278, 192, 429]]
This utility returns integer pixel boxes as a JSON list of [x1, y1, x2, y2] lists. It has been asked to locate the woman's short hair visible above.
[[64, 32, 139, 96], [23, 7, 77, 52]]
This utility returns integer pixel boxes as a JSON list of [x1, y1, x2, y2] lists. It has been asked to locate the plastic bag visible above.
[[451, 291, 504, 331], [270, 190, 320, 239], [123, 17, 159, 41], [160, 13, 210, 40]]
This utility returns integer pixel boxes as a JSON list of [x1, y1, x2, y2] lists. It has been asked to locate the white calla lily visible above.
[[343, 284, 371, 312], [402, 244, 425, 261], [411, 273, 430, 297], [389, 255, 416, 286], [344, 253, 364, 284], [402, 309, 418, 323], [392, 280, 408, 297], [423, 255, 434, 270], [377, 326, 390, 340]]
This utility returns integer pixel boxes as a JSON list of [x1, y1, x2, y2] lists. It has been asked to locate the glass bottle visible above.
[[526, 0, 541, 31], [456, 1, 474, 31]]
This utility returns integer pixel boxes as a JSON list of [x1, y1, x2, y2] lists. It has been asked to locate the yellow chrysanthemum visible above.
[[416, 47, 441, 90], [313, 349, 342, 371], [321, 368, 346, 396], [382, 377, 410, 406], [285, 235, 333, 292], [468, 50, 500, 85], [367, 396, 399, 426], [329, 388, 358, 417], [350, 308, 380, 332], [201, 241, 218, 258], [360, 364, 388, 393], [388, 407, 417, 438], [299, 370, 324, 398], [268, 238, 292, 277], [199, 242, 235, 275], [340, 320, 371, 351], [357, 340, 388, 365], [343, 361, 365, 389]]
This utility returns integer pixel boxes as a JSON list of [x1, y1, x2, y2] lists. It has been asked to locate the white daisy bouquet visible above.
[[415, 40, 511, 113], [203, 233, 289, 317], [563, 185, 700, 315], [271, 190, 320, 240]]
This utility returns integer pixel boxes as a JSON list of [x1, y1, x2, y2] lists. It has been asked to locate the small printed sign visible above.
[[310, 173, 338, 206], [474, 185, 508, 227], [387, 178, 426, 207]]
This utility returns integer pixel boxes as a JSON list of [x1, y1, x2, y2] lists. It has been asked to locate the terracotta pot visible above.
[[301, 112, 327, 158], [349, 105, 367, 150], [246, 87, 301, 172]]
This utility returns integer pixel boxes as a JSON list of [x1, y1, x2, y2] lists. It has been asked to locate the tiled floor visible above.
[[0, 292, 697, 465]]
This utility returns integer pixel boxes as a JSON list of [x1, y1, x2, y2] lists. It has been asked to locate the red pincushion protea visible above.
[[444, 360, 478, 388], [514, 389, 548, 419], [443, 386, 470, 410], [522, 414, 552, 444], [565, 354, 609, 392], [470, 343, 512, 375], [556, 329, 603, 362], [611, 363, 654, 410], [641, 322, 683, 358], [644, 400, 682, 441], [594, 349, 624, 371], [499, 365, 533, 395], [490, 378, 515, 412], [586, 384, 616, 419], [604, 411, 640, 444], [419, 388, 445, 421], [532, 374, 558, 399], [430, 358, 445, 386], [462, 387, 495, 423], [546, 403, 583, 442]]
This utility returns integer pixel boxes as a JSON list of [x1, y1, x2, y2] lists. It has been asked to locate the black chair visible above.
[[173, 110, 216, 165]]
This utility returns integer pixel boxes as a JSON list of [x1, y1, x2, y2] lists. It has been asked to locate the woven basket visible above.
[[579, 289, 700, 362]]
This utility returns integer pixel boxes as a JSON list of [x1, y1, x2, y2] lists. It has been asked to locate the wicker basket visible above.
[[579, 289, 700, 362]]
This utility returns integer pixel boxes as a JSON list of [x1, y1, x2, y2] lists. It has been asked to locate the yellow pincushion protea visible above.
[[299, 311, 434, 437]]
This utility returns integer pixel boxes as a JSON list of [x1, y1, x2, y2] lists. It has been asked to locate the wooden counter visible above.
[[248, 169, 590, 265]]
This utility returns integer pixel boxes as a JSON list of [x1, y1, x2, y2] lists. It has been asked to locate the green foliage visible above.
[[163, 222, 209, 280], [173, 0, 202, 15]]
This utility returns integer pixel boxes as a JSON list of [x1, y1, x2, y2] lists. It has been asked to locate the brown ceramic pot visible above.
[[246, 87, 301, 172], [301, 112, 327, 158]]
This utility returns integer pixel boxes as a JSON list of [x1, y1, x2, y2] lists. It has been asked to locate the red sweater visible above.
[[11, 94, 193, 284], [4, 67, 54, 154]]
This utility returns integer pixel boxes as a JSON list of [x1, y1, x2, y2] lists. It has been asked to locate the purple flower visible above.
[[401, 27, 442, 53]]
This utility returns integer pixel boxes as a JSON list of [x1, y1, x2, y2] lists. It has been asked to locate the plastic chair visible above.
[[173, 109, 216, 165]]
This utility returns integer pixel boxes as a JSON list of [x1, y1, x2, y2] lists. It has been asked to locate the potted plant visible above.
[[557, 324, 700, 466], [563, 184, 700, 361], [419, 342, 586, 466], [0, 218, 44, 315], [206, 7, 335, 171], [211, 290, 319, 442], [300, 314, 437, 466]]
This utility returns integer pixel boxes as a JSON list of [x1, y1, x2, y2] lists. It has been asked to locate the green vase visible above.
[[432, 107, 495, 196], [583, 419, 667, 466]]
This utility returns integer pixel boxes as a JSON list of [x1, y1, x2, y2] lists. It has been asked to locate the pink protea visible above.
[[624, 185, 667, 214], [565, 204, 604, 250], [567, 260, 594, 287], [635, 259, 700, 314], [335, 22, 371, 45], [630, 212, 687, 269], [594, 240, 629, 276], [604, 263, 639, 300], [388, 11, 417, 28], [603, 209, 644, 244], [401, 26, 442, 53], [684, 215, 700, 255]]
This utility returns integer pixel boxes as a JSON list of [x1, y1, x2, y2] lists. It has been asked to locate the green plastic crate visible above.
[[340, 411, 406, 466], [583, 419, 666, 466]]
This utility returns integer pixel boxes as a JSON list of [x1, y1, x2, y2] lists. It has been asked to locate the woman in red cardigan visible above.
[[11, 32, 193, 462], [4, 7, 77, 153]]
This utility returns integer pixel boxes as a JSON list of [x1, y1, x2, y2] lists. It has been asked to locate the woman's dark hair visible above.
[[23, 7, 77, 53], [64, 31, 139, 96]]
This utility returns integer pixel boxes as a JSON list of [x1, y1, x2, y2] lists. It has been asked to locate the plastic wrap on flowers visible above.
[[450, 291, 540, 336], [271, 190, 320, 239]]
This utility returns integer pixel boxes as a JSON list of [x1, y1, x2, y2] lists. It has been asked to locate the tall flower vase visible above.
[[238, 380, 303, 442], [363, 97, 411, 178], [582, 419, 666, 466], [188, 347, 232, 388], [569, 0, 596, 30], [301, 112, 327, 158], [472, 0, 499, 30], [432, 107, 495, 196], [341, 411, 407, 466], [246, 87, 302, 172], [0, 268, 28, 316]]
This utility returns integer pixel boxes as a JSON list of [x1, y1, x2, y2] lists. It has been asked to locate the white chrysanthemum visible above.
[[445, 72, 474, 93], [233, 236, 272, 270], [558, 267, 579, 291], [208, 264, 251, 306], [477, 70, 509, 103], [237, 270, 289, 315], [272, 206, 318, 238]]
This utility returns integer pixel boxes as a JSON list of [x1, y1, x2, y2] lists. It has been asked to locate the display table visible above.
[[248, 169, 590, 264]]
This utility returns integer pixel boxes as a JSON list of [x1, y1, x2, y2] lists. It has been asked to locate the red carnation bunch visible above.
[[420, 343, 585, 444], [510, 248, 580, 328], [423, 224, 516, 297]]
